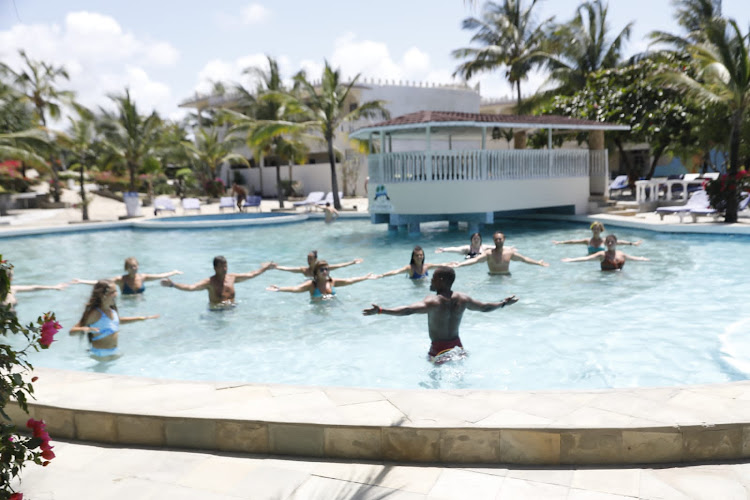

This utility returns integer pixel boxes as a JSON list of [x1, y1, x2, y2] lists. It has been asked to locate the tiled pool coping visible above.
[[9, 367, 750, 465]]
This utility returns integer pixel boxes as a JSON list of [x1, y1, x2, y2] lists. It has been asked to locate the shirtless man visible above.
[[231, 182, 248, 212], [363, 266, 518, 360], [453, 231, 549, 275], [161, 256, 275, 308], [562, 234, 649, 271], [317, 202, 339, 224]]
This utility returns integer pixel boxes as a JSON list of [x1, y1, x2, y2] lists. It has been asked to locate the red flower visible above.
[[39, 316, 61, 347], [31, 376, 38, 382], [41, 447, 55, 460], [10, 493, 23, 500]]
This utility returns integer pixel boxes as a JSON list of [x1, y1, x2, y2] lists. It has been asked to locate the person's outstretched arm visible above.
[[363, 299, 431, 316], [233, 262, 276, 283], [621, 253, 650, 262], [120, 314, 160, 324], [618, 239, 642, 247], [451, 251, 489, 269], [329, 258, 363, 270], [561, 252, 603, 263], [379, 265, 409, 278], [161, 277, 210, 291], [465, 294, 518, 312], [552, 238, 587, 245], [273, 265, 308, 274], [333, 273, 379, 287], [511, 252, 549, 267], [267, 281, 313, 293], [435, 245, 469, 254], [71, 275, 121, 286], [141, 270, 183, 281], [12, 282, 68, 292]]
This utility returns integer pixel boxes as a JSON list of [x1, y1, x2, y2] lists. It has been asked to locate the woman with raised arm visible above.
[[69, 280, 159, 359], [562, 234, 649, 271], [72, 257, 182, 295], [273, 250, 363, 278], [2, 268, 67, 311], [435, 233, 492, 259], [380, 246, 457, 281], [553, 221, 641, 254], [267, 260, 379, 299]]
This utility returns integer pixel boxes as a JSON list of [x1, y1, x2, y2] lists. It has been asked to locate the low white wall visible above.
[[370, 177, 590, 215]]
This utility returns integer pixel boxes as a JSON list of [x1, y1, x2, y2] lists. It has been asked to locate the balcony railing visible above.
[[369, 149, 604, 183]]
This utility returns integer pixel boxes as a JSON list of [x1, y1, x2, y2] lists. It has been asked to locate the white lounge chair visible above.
[[656, 190, 711, 222], [608, 175, 629, 197], [181, 197, 201, 213], [218, 196, 235, 212], [153, 197, 177, 216], [292, 191, 325, 210], [316, 192, 343, 206], [690, 192, 750, 222]]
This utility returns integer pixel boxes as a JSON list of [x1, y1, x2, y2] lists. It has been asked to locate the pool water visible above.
[[4, 219, 750, 391]]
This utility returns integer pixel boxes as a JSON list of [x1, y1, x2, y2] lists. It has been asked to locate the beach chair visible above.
[[690, 192, 750, 222], [316, 192, 343, 206], [181, 197, 201, 213], [218, 196, 235, 212], [153, 197, 177, 216], [608, 175, 629, 198], [243, 195, 262, 212], [292, 191, 325, 211], [656, 190, 710, 222]]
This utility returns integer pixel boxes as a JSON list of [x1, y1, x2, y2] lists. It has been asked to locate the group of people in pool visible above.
[[6, 222, 648, 362]]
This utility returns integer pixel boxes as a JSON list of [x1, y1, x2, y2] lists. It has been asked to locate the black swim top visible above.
[[122, 280, 145, 295]]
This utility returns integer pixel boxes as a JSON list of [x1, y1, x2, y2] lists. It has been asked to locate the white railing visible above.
[[369, 149, 591, 184], [634, 174, 719, 204]]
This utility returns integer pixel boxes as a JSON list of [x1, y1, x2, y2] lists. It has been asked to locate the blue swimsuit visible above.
[[409, 266, 429, 280], [312, 286, 336, 298], [122, 280, 145, 294], [88, 308, 120, 357], [587, 245, 606, 254]]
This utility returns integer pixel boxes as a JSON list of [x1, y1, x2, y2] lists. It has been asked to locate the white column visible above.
[[548, 129, 553, 176], [481, 127, 487, 179], [425, 126, 432, 180], [379, 130, 385, 182]]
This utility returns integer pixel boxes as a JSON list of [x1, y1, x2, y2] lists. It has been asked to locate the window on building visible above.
[[349, 102, 358, 112]]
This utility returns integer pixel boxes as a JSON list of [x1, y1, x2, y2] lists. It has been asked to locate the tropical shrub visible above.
[[0, 162, 37, 193], [704, 171, 750, 211], [1, 257, 61, 499], [204, 177, 225, 197]]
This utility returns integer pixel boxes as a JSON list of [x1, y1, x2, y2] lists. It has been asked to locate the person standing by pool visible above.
[[562, 234, 649, 271], [435, 232, 492, 259], [1, 268, 67, 311], [379, 246, 457, 280], [274, 250, 363, 278], [72, 257, 182, 295], [553, 221, 641, 254], [231, 182, 248, 212], [363, 266, 518, 362], [161, 256, 275, 308], [69, 280, 159, 359], [453, 232, 549, 275], [267, 260, 379, 299]]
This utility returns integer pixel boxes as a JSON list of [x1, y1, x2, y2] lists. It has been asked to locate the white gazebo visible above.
[[350, 111, 630, 234]]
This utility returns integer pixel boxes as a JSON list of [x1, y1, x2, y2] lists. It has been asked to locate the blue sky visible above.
[[1, 0, 748, 121]]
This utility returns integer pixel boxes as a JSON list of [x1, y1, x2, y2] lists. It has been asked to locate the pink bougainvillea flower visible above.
[[41, 447, 55, 460], [10, 492, 23, 500], [39, 317, 62, 347]]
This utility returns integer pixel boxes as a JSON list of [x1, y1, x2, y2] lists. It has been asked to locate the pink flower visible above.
[[41, 447, 55, 460], [10, 492, 23, 500], [39, 316, 61, 347]]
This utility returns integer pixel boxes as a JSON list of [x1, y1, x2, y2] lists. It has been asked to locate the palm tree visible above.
[[2, 50, 74, 201], [0, 129, 50, 170], [182, 128, 249, 193], [534, 0, 632, 98], [657, 18, 750, 222], [292, 62, 389, 209], [57, 105, 98, 220], [453, 0, 554, 110], [99, 89, 162, 193]]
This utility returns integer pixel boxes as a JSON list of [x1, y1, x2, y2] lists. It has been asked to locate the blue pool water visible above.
[[153, 212, 299, 222], [4, 219, 750, 391]]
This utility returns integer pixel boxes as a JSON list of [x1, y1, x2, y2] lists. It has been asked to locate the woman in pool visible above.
[[379, 246, 456, 280], [72, 257, 182, 295], [561, 234, 649, 271], [69, 280, 159, 359], [1, 268, 67, 311], [273, 250, 363, 278], [267, 260, 379, 299], [553, 221, 641, 254], [435, 232, 492, 259]]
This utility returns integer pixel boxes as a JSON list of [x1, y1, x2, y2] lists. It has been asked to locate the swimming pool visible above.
[[5, 219, 750, 391]]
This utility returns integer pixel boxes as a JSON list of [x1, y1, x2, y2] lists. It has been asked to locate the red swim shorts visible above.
[[428, 338, 463, 357]]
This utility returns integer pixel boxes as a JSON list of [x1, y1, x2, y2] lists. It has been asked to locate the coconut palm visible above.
[[534, 0, 632, 98], [292, 62, 389, 209], [0, 129, 50, 170], [98, 89, 162, 193], [2, 51, 74, 201], [57, 105, 98, 220], [657, 18, 750, 222], [182, 128, 249, 193], [453, 0, 554, 110]]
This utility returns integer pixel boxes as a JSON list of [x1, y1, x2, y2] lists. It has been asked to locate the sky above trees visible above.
[[0, 0, 747, 121]]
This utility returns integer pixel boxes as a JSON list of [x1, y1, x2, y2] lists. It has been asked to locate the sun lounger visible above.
[[292, 191, 325, 210], [608, 175, 629, 197], [316, 192, 343, 206], [153, 197, 177, 216], [218, 196, 235, 212], [656, 190, 711, 222], [690, 192, 750, 222], [181, 197, 201, 213], [243, 195, 262, 212]]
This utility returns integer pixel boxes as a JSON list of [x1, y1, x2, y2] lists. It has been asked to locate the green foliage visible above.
[[704, 171, 750, 211], [0, 257, 60, 499]]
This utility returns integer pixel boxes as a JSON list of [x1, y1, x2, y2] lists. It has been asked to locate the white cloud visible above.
[[241, 3, 270, 24], [0, 11, 180, 119], [193, 54, 301, 95]]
